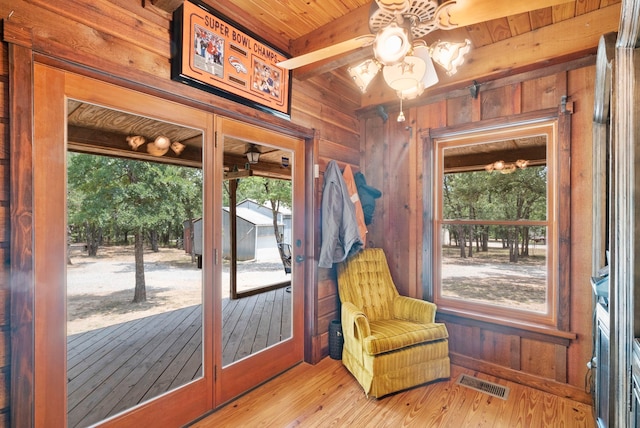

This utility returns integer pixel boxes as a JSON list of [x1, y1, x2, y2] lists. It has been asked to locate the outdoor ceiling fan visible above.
[[278, 0, 572, 103]]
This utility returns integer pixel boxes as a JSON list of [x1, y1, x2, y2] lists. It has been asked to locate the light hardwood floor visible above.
[[190, 357, 595, 427]]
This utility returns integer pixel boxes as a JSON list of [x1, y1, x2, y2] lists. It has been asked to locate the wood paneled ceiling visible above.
[[176, 0, 621, 105]]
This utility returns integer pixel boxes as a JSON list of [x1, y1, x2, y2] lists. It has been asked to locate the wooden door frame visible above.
[[7, 20, 37, 428], [30, 63, 217, 427]]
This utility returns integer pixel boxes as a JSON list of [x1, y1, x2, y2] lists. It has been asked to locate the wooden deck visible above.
[[67, 286, 291, 428]]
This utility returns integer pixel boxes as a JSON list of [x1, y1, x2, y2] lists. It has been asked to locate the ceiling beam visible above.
[[288, 4, 371, 79], [444, 146, 547, 173], [67, 125, 203, 167], [68, 125, 292, 179]]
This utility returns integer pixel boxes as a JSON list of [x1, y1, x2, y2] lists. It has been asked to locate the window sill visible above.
[[436, 307, 577, 347]]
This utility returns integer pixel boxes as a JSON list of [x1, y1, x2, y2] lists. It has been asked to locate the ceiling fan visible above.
[[278, 0, 572, 102]]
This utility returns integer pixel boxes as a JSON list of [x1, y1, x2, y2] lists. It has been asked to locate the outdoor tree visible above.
[[67, 153, 202, 303], [486, 166, 546, 261], [236, 176, 292, 243], [443, 172, 488, 258], [442, 165, 546, 263]]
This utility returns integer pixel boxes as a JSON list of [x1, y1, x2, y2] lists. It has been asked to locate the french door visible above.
[[32, 64, 305, 426], [214, 117, 305, 405]]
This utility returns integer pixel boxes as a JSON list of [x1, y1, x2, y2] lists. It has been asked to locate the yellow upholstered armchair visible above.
[[337, 248, 450, 398]]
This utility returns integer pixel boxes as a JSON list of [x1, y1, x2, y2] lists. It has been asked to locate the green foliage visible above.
[[442, 166, 547, 260], [67, 153, 203, 247], [443, 166, 546, 221], [234, 176, 291, 211]]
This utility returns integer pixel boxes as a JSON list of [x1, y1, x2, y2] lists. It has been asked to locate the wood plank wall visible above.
[[0, 0, 362, 423], [356, 61, 597, 404]]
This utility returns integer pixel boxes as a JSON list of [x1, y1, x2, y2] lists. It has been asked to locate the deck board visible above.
[[67, 286, 291, 428]]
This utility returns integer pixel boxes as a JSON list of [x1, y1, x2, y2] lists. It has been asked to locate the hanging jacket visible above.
[[319, 161, 363, 268], [342, 164, 367, 247], [354, 171, 382, 225]]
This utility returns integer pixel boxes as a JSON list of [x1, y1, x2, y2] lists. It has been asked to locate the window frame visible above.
[[426, 115, 567, 329]]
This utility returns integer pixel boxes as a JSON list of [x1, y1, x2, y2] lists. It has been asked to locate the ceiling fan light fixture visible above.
[[245, 144, 261, 164], [373, 22, 412, 66], [382, 55, 426, 91], [397, 82, 425, 100], [429, 39, 472, 76], [348, 59, 381, 93]]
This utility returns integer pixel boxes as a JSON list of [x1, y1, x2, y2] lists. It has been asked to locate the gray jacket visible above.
[[318, 161, 363, 268]]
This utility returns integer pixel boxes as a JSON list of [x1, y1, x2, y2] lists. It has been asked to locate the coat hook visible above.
[[405, 126, 413, 138], [469, 80, 480, 99]]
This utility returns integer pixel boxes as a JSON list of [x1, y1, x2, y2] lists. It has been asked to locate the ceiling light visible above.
[[373, 22, 412, 66], [147, 136, 171, 157], [171, 141, 186, 155], [349, 37, 470, 105], [429, 39, 472, 76], [348, 59, 382, 93], [383, 55, 426, 91], [395, 45, 439, 100], [485, 159, 529, 174], [245, 144, 261, 164], [126, 135, 145, 151]]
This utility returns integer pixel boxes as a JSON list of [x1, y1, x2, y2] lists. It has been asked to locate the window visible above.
[[433, 120, 558, 326]]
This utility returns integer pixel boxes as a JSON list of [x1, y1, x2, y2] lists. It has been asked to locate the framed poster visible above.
[[172, 0, 291, 119]]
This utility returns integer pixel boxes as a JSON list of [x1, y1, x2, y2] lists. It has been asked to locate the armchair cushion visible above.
[[364, 319, 449, 355]]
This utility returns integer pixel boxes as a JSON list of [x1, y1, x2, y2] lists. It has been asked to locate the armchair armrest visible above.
[[393, 296, 437, 324], [341, 301, 371, 339], [341, 302, 371, 364]]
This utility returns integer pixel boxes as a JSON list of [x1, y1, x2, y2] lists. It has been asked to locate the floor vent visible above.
[[456, 374, 510, 400]]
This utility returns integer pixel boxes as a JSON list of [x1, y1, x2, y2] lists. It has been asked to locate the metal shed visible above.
[[222, 207, 283, 261]]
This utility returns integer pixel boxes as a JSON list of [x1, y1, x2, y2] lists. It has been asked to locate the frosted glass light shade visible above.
[[382, 56, 426, 91], [397, 82, 424, 100], [373, 23, 411, 66], [430, 39, 472, 76], [396, 45, 440, 99], [348, 59, 381, 93]]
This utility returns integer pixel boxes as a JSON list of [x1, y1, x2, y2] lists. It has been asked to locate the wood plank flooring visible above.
[[67, 287, 291, 428], [190, 358, 596, 428]]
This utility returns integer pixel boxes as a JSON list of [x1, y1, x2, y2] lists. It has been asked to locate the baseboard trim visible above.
[[450, 352, 593, 405]]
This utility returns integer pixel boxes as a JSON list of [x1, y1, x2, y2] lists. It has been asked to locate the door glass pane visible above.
[[221, 138, 293, 366], [66, 101, 204, 427]]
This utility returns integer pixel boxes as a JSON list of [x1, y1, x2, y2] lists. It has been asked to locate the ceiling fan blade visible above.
[[438, 0, 575, 28], [277, 35, 375, 70]]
